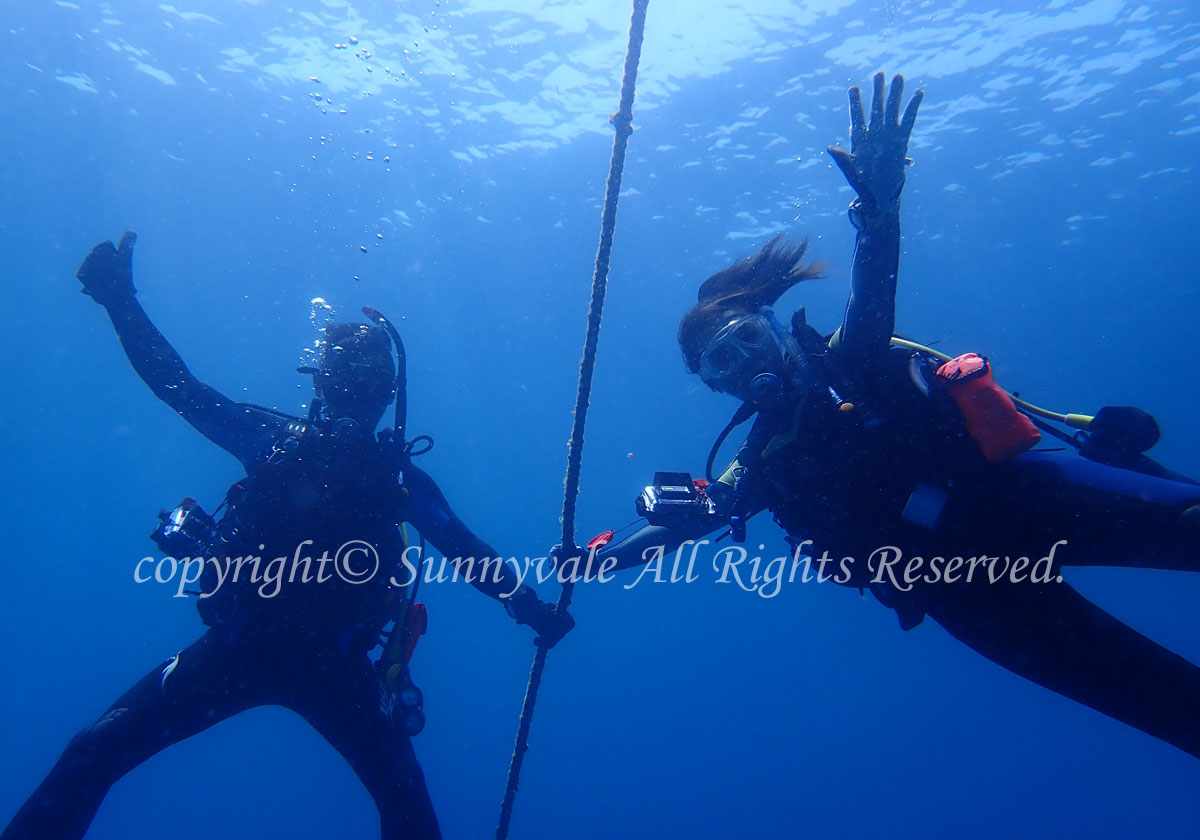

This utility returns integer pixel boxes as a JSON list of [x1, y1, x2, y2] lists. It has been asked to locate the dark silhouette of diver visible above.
[[2, 232, 574, 840], [599, 74, 1200, 758]]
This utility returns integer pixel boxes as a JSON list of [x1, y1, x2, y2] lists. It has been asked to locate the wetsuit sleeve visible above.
[[830, 208, 899, 359], [401, 464, 523, 600], [101, 296, 269, 468]]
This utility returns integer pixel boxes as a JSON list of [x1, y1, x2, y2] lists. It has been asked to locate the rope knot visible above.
[[609, 110, 634, 136]]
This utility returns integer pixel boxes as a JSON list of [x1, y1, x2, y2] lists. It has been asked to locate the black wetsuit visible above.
[[3, 297, 512, 840], [720, 345, 1200, 758], [608, 207, 1200, 758]]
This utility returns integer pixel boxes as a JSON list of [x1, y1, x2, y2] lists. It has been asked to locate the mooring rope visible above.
[[494, 1, 649, 837]]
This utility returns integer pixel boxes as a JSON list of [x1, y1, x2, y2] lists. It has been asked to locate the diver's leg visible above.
[[288, 654, 440, 840], [978, 452, 1200, 572], [1, 632, 257, 840], [922, 580, 1200, 758]]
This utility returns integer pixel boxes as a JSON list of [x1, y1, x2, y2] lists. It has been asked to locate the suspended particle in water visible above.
[[376, 233, 384, 240], [349, 36, 359, 45], [310, 76, 320, 83], [353, 275, 360, 282], [360, 245, 368, 253]]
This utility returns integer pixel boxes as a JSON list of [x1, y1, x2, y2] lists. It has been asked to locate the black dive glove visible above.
[[77, 230, 138, 306], [549, 542, 588, 580], [504, 585, 575, 649], [827, 73, 923, 221]]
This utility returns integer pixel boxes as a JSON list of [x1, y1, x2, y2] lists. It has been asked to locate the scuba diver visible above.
[[595, 73, 1200, 758], [2, 231, 574, 840]]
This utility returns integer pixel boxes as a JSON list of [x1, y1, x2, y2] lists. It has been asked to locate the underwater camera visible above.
[[636, 471, 719, 527], [151, 497, 220, 558]]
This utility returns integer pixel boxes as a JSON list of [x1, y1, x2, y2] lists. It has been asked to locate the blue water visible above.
[[3, 1, 1200, 837]]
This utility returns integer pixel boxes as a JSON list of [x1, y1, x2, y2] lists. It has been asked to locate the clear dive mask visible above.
[[698, 314, 787, 396]]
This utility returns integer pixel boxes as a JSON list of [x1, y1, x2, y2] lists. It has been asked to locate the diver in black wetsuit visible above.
[[2, 232, 573, 840], [598, 73, 1200, 758]]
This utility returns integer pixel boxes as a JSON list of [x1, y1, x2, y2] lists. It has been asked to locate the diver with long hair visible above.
[[2, 233, 573, 840], [597, 73, 1200, 758]]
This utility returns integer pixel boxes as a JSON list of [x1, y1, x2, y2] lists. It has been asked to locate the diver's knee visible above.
[[58, 707, 133, 775]]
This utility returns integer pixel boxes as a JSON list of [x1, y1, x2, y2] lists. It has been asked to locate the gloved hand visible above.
[[827, 73, 923, 219], [504, 585, 575, 649], [549, 542, 588, 581], [77, 230, 138, 306]]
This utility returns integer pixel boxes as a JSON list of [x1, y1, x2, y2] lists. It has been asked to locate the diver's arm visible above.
[[838, 210, 900, 357], [597, 520, 727, 572], [403, 464, 574, 646], [77, 232, 263, 465], [826, 73, 923, 359], [401, 465, 528, 600]]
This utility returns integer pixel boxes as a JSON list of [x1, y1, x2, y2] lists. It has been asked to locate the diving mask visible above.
[[698, 314, 787, 395]]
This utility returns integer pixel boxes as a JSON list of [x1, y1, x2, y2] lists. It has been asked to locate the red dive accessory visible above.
[[586, 531, 615, 551], [401, 603, 428, 666], [936, 353, 1040, 462]]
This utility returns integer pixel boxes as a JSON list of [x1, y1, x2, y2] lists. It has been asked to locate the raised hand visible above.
[[77, 230, 138, 306], [827, 73, 923, 217]]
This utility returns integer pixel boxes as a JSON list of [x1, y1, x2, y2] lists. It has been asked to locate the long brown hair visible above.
[[678, 236, 823, 373]]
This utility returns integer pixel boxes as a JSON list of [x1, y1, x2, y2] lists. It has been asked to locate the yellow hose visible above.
[[889, 337, 1093, 430]]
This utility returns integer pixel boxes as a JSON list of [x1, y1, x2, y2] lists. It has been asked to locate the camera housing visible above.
[[636, 471, 719, 526]]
